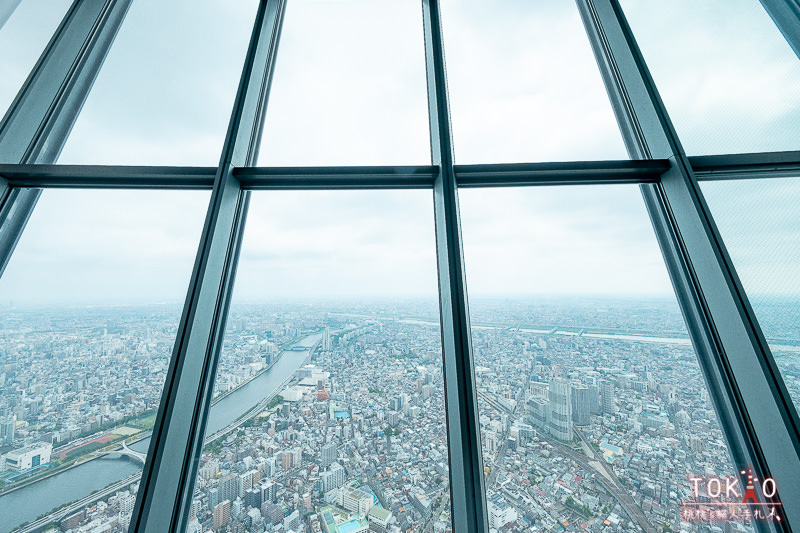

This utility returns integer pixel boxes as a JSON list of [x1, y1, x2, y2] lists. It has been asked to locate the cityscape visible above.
[[1, 297, 798, 533]]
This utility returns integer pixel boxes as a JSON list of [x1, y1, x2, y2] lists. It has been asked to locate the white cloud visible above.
[[2, 0, 797, 305], [620, 0, 800, 155]]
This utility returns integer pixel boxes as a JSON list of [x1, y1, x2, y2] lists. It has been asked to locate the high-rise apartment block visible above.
[[213, 500, 231, 530], [600, 379, 616, 415], [571, 383, 591, 426], [548, 378, 573, 441], [321, 462, 346, 493], [320, 442, 337, 467]]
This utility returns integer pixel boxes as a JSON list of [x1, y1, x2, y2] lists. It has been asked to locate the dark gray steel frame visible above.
[[760, 0, 800, 60], [0, 0, 799, 532], [0, 0, 133, 277], [577, 1, 800, 532], [2, 152, 796, 190], [128, 0, 286, 531]]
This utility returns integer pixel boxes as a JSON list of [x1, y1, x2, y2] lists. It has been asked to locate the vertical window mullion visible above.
[[577, 1, 800, 530], [128, 1, 287, 531], [421, 1, 489, 532]]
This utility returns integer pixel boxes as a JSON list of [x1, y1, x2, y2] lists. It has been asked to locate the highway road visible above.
[[14, 473, 141, 533]]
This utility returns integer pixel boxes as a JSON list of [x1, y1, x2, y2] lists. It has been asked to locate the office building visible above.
[[207, 487, 219, 510], [600, 379, 616, 415], [259, 480, 276, 505], [2, 442, 51, 472], [0, 416, 15, 444], [487, 494, 517, 529], [244, 487, 261, 509], [548, 378, 573, 441], [527, 397, 549, 432], [587, 383, 601, 415], [320, 441, 337, 467], [571, 383, 591, 426]]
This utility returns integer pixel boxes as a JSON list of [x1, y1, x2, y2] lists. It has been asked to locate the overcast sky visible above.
[[0, 0, 798, 306]]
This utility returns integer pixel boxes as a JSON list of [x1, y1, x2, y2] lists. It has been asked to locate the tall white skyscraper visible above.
[[322, 326, 331, 351], [320, 441, 337, 467], [549, 378, 572, 441], [600, 379, 616, 415], [571, 383, 590, 426]]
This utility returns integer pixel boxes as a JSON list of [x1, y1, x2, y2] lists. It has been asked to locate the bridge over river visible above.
[[90, 441, 147, 465], [1, 333, 321, 533]]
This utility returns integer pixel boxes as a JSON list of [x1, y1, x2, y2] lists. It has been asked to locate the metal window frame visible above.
[[759, 0, 800, 60], [0, 0, 133, 277], [0, 0, 799, 532], [2, 151, 799, 191], [576, 2, 800, 532], [128, 1, 286, 531]]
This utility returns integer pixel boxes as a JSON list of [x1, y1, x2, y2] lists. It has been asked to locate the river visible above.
[[0, 334, 319, 533]]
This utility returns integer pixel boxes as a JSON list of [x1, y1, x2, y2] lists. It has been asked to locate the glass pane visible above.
[[702, 177, 800, 414], [620, 0, 800, 156], [57, 0, 258, 166], [257, 0, 431, 166], [0, 0, 72, 121], [0, 190, 209, 533], [186, 191, 451, 533], [459, 186, 754, 532], [440, 0, 628, 164]]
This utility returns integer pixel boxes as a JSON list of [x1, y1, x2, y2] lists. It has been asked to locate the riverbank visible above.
[[0, 431, 150, 498], [207, 333, 309, 407], [1, 333, 321, 533], [1, 334, 315, 499]]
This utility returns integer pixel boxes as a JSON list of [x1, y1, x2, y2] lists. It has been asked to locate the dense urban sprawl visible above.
[[2, 298, 798, 532]]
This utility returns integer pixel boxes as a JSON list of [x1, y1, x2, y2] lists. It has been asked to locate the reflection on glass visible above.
[[439, 0, 627, 164], [620, 0, 800, 156], [0, 190, 209, 533], [257, 0, 430, 166], [702, 178, 800, 414], [0, 0, 71, 121], [57, 0, 258, 166], [459, 186, 753, 531], [186, 191, 451, 533]]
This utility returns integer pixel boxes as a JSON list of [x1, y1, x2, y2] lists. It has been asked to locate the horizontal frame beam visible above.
[[689, 150, 800, 181], [0, 164, 216, 189], [2, 151, 799, 191], [454, 159, 666, 187], [234, 165, 437, 189]]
